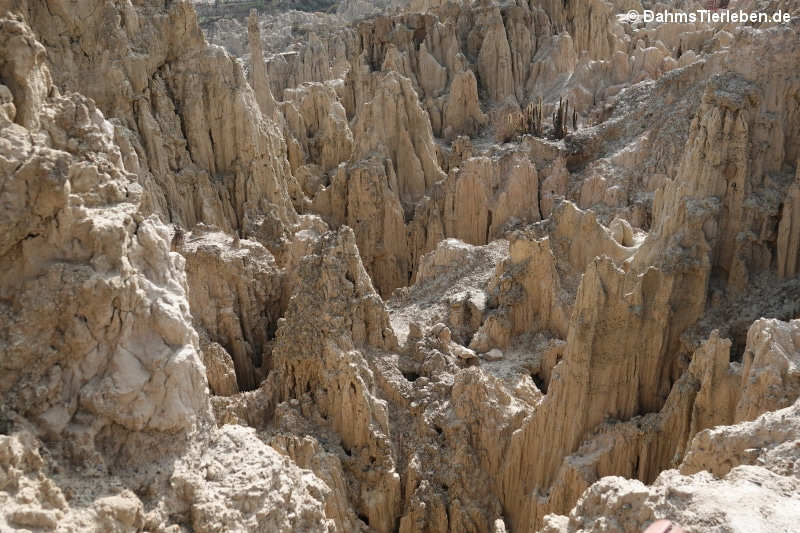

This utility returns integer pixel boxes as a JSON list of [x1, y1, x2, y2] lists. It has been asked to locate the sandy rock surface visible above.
[[2, 0, 800, 531]]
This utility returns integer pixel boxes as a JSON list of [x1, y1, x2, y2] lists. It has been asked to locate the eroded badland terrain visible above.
[[1, 0, 799, 531]]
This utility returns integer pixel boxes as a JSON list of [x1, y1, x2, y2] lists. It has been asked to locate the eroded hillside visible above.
[[1, 0, 799, 532]]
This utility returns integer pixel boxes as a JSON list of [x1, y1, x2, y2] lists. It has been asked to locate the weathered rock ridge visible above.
[[2, 0, 800, 532]]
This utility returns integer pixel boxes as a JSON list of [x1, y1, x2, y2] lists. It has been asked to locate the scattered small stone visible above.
[[483, 348, 504, 361], [452, 344, 477, 360]]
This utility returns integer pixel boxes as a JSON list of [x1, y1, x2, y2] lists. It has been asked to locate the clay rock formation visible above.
[[0, 424, 338, 532], [442, 69, 488, 139], [444, 152, 540, 244], [165, 424, 336, 532], [475, 6, 515, 103], [3, 0, 800, 531], [270, 227, 401, 532], [314, 156, 412, 298], [0, 3, 337, 531], [23, 0, 300, 235], [248, 9, 278, 119], [469, 234, 568, 352], [777, 165, 800, 278], [181, 227, 285, 392], [282, 82, 354, 176], [0, 13, 210, 447], [543, 398, 800, 533], [349, 71, 445, 204]]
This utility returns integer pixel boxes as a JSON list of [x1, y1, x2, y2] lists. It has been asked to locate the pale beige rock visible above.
[[682, 398, 800, 478], [608, 217, 634, 247], [578, 175, 608, 208], [540, 157, 569, 218], [282, 82, 354, 174], [269, 430, 362, 533], [0, 14, 211, 442], [413, 238, 477, 285], [0, 7, 337, 532], [471, 234, 568, 352], [313, 157, 410, 298], [170, 425, 336, 532], [93, 491, 145, 533], [0, 424, 338, 532], [0, 432, 66, 532], [418, 42, 447, 98], [24, 0, 300, 234], [442, 69, 488, 139], [543, 465, 800, 533], [550, 201, 635, 275], [777, 169, 800, 278], [736, 318, 800, 423], [496, 249, 708, 531], [687, 332, 739, 438], [181, 229, 284, 392], [4, 2, 800, 533], [443, 152, 540, 244], [248, 10, 278, 119], [271, 227, 400, 532], [350, 71, 445, 204], [484, 348, 504, 361], [530, 315, 800, 533], [636, 70, 797, 293], [477, 8, 515, 103], [0, 14, 51, 130], [544, 400, 800, 533], [201, 342, 239, 397]]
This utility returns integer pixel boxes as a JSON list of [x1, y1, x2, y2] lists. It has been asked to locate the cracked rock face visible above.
[[2, 0, 800, 532]]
